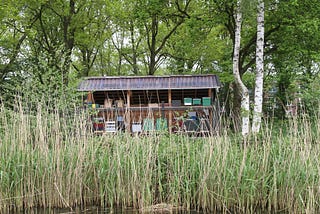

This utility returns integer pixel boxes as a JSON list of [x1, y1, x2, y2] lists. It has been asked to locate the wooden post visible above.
[[208, 88, 213, 132], [168, 89, 172, 133], [126, 90, 131, 132]]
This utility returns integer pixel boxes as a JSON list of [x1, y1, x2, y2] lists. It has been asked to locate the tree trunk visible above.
[[252, 0, 265, 133], [233, 0, 250, 137], [147, 15, 158, 75], [232, 83, 242, 132], [149, 50, 157, 75], [62, 0, 76, 85], [130, 22, 139, 75]]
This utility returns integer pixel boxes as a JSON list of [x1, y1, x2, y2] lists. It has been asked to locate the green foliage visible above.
[[1, 0, 320, 122], [242, 71, 255, 90], [300, 74, 320, 115]]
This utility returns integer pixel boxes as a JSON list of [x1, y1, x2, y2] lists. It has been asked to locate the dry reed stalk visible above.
[[1, 99, 320, 213]]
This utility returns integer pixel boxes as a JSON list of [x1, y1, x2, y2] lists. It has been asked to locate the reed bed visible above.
[[0, 100, 320, 213]]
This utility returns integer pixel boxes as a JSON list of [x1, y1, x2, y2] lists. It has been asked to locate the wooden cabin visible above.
[[78, 75, 221, 135]]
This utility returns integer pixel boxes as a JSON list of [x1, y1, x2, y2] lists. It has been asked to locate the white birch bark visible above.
[[233, 0, 250, 137], [252, 0, 265, 133]]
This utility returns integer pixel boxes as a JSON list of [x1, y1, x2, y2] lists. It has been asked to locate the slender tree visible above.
[[252, 0, 265, 133], [233, 0, 250, 137]]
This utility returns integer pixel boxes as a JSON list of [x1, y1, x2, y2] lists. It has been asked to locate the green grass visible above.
[[0, 102, 320, 213]]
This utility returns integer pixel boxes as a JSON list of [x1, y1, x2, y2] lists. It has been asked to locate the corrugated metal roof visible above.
[[78, 75, 221, 91]]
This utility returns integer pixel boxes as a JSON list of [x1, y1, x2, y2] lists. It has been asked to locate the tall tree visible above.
[[134, 0, 192, 75], [252, 0, 265, 133], [24, 0, 78, 86], [211, 0, 280, 129], [166, 1, 231, 75], [111, 1, 143, 75], [0, 0, 41, 101], [233, 0, 250, 137], [268, 0, 320, 115], [72, 0, 112, 77]]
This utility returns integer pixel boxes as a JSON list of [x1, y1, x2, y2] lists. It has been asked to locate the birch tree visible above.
[[252, 0, 265, 133], [233, 0, 250, 137]]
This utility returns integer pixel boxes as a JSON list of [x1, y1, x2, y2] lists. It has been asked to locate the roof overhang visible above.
[[77, 75, 221, 92]]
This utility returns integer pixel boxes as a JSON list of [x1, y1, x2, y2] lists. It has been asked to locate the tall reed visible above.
[[0, 99, 320, 213]]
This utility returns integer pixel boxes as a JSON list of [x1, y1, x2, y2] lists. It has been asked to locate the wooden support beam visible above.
[[168, 89, 172, 133], [208, 88, 212, 98], [208, 88, 213, 133], [126, 90, 131, 132]]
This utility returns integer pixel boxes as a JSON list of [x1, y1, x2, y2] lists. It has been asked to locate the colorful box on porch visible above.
[[132, 122, 142, 132], [93, 117, 105, 131], [184, 98, 192, 106], [105, 121, 116, 132], [156, 118, 168, 131], [192, 98, 201, 105], [172, 100, 181, 106], [143, 118, 155, 131], [202, 97, 211, 106]]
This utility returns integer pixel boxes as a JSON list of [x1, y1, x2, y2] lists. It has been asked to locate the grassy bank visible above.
[[0, 102, 320, 213]]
